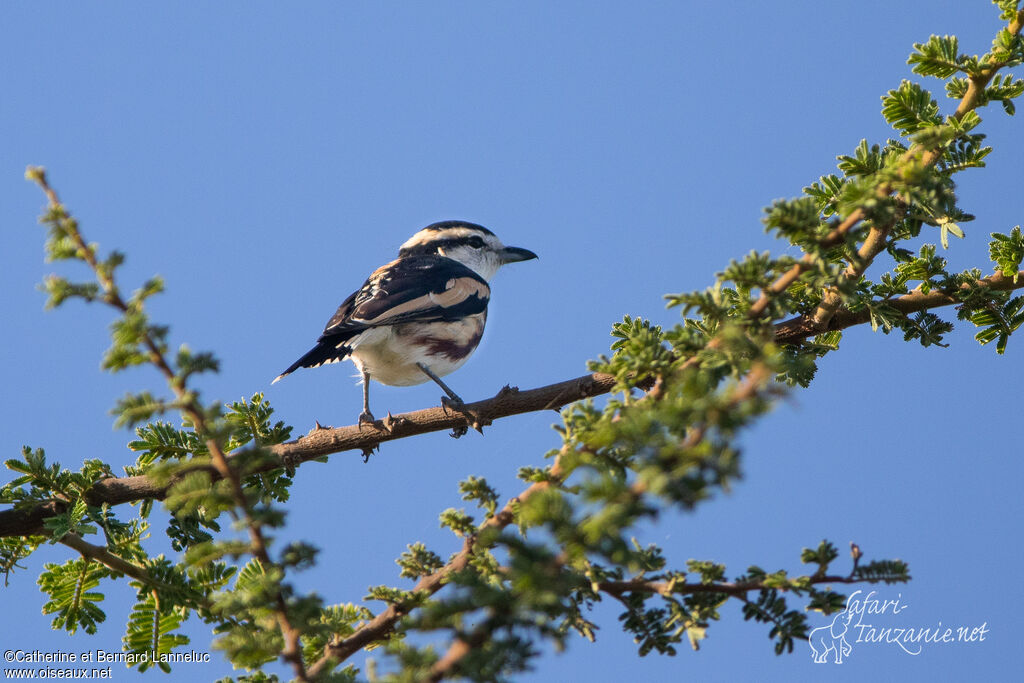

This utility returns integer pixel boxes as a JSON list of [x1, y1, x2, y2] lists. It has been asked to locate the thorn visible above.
[[307, 420, 332, 436], [469, 412, 491, 434], [494, 384, 519, 398], [382, 412, 410, 432]]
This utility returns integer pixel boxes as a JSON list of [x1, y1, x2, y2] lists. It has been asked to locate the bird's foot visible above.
[[440, 396, 490, 437], [358, 410, 377, 429], [441, 395, 465, 412], [281, 452, 300, 475], [360, 444, 378, 463], [438, 396, 467, 438]]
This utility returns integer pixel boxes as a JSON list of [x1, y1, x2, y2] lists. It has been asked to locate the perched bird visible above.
[[272, 221, 537, 425]]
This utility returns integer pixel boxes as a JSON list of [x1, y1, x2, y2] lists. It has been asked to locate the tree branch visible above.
[[305, 453, 569, 678], [27, 169, 311, 682], [597, 574, 864, 600], [810, 8, 1024, 331], [309, 358, 787, 674], [2, 269, 1022, 540], [775, 269, 1024, 342]]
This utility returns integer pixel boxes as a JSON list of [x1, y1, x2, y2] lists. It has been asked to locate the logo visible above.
[[808, 590, 989, 663], [808, 608, 855, 663]]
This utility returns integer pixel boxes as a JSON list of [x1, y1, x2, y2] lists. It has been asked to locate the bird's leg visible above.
[[358, 370, 376, 427], [416, 363, 464, 408], [417, 363, 476, 438]]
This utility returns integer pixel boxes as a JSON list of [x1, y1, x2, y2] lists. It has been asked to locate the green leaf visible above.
[[112, 391, 172, 429], [176, 345, 221, 382], [224, 393, 292, 451], [972, 295, 1024, 353], [38, 558, 108, 634], [908, 35, 964, 78], [837, 139, 885, 177], [993, 1, 1021, 23], [901, 311, 953, 347], [43, 498, 98, 540], [123, 592, 190, 672], [990, 226, 1024, 281], [460, 476, 500, 517], [128, 421, 204, 464], [882, 80, 941, 134], [397, 543, 444, 579]]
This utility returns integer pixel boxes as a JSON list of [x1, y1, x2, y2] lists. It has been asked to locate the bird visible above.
[[272, 221, 537, 426]]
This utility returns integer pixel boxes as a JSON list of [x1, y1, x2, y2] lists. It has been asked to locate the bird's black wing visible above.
[[273, 256, 489, 381], [323, 255, 490, 332]]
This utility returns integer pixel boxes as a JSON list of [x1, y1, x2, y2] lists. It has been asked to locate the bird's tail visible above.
[[272, 340, 353, 384]]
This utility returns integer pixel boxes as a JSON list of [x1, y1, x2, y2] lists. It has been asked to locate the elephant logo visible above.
[[808, 608, 855, 664]]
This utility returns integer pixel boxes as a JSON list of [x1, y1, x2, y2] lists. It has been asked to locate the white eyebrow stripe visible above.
[[399, 226, 503, 252]]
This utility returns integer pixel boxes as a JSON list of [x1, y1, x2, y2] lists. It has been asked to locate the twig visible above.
[[597, 573, 865, 600], [59, 533, 210, 609], [810, 9, 1024, 330], [3, 268, 1022, 541], [304, 454, 568, 677], [28, 172, 311, 682]]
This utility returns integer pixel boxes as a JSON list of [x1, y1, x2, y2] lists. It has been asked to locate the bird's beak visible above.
[[499, 246, 538, 264]]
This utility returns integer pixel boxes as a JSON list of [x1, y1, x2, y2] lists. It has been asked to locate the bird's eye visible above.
[[467, 236, 485, 249]]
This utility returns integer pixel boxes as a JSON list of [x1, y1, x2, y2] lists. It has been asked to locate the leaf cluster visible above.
[[6, 5, 1024, 681]]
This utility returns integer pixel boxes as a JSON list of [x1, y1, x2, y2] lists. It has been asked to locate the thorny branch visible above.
[[27, 171, 312, 682], [6, 13, 1023, 679], [811, 9, 1024, 330], [2, 269, 1022, 541]]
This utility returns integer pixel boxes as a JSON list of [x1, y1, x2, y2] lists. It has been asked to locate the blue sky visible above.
[[1, 2, 1021, 681]]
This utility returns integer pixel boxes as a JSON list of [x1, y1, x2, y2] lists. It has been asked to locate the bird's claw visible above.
[[440, 395, 465, 412], [281, 452, 300, 475], [358, 410, 377, 429], [439, 396, 490, 437], [439, 396, 468, 437]]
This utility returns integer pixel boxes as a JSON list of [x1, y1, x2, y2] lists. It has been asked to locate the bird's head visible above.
[[398, 221, 537, 281]]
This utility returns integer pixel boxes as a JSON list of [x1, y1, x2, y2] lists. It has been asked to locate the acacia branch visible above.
[[309, 357, 785, 674], [305, 452, 569, 678], [597, 574, 865, 600], [58, 532, 209, 606], [2, 269, 1022, 540], [28, 169, 311, 682], [427, 628, 487, 683], [776, 269, 1024, 341], [810, 9, 1024, 330]]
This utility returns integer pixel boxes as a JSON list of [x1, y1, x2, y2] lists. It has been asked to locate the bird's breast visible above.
[[349, 312, 487, 386]]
